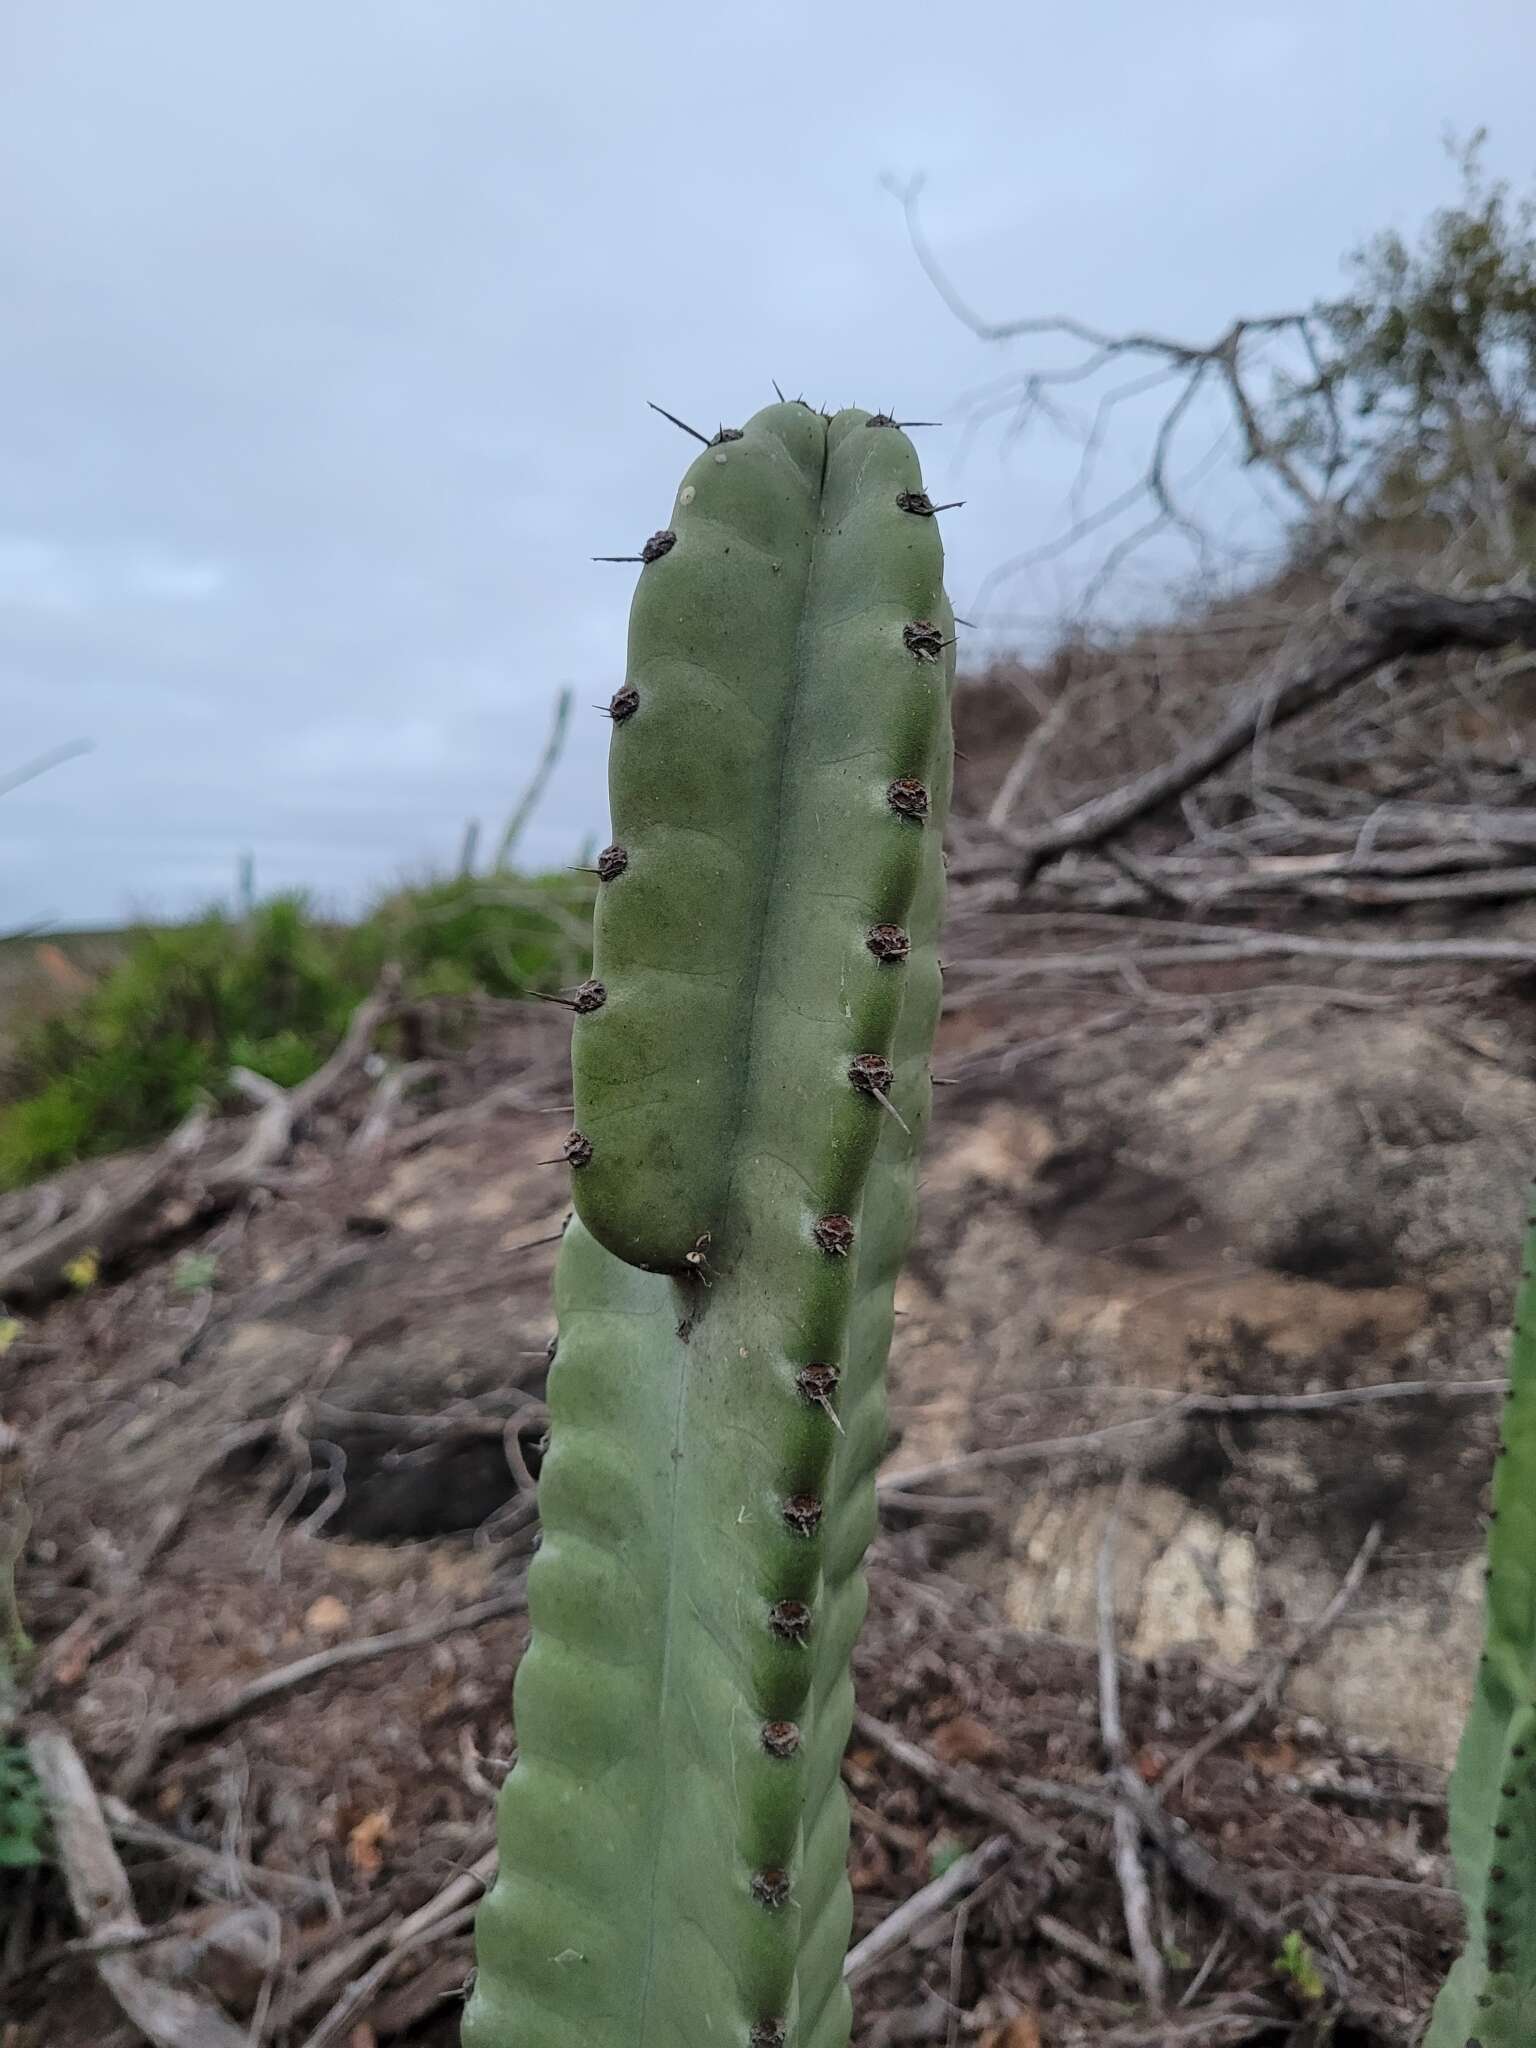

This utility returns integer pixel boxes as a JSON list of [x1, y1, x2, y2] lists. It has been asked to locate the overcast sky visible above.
[[2, 1, 1532, 928]]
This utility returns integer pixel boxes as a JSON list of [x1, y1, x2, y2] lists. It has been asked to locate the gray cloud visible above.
[[2, 0, 1530, 924]]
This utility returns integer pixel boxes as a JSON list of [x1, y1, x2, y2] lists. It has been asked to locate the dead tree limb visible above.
[[972, 859, 1536, 913], [348, 1058, 442, 1157], [889, 172, 1342, 547], [945, 928, 1536, 1000], [995, 585, 1536, 881], [200, 965, 401, 1198]]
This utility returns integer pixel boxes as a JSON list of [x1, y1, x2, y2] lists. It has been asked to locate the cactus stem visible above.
[[648, 400, 712, 446], [472, 403, 956, 2048]]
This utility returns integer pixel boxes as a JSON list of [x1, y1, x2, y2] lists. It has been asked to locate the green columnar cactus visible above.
[[1427, 1200, 1536, 2047], [465, 401, 954, 2048]]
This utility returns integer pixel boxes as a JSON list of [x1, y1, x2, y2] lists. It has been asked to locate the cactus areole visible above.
[[466, 404, 954, 2048]]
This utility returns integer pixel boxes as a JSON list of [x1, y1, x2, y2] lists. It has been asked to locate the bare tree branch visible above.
[[985, 584, 1536, 880]]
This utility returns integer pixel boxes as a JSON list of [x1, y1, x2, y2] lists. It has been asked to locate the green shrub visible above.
[[0, 875, 593, 1188], [367, 871, 594, 999]]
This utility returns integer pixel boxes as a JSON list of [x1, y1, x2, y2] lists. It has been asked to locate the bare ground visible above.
[[0, 977, 1505, 2047], [8, 572, 1536, 2044]]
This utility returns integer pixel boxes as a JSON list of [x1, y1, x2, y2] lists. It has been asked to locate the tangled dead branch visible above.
[[978, 583, 1536, 884]]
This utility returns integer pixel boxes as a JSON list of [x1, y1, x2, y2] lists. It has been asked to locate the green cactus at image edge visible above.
[[465, 401, 954, 2048], [1426, 1195, 1536, 2048]]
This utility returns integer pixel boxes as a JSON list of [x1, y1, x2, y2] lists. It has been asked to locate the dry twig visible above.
[[347, 1059, 443, 1157], [154, 1587, 526, 1754], [1160, 1522, 1383, 1796], [279, 1829, 497, 2032], [27, 1726, 250, 2048], [880, 1375, 1505, 1494], [1096, 1492, 1167, 2014], [852, 1712, 1070, 1857], [843, 1835, 1012, 1984]]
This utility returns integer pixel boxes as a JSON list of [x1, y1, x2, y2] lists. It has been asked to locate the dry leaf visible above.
[[304, 1595, 351, 1636], [50, 1637, 95, 1689], [1242, 1737, 1299, 1775], [930, 1714, 1003, 1766], [981, 2015, 1043, 2048], [347, 1808, 393, 1880]]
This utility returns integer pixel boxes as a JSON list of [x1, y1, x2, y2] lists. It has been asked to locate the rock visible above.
[[1140, 1006, 1536, 1290]]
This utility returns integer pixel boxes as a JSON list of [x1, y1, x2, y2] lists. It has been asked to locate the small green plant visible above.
[[1273, 1931, 1325, 2004], [171, 1251, 218, 1296], [467, 402, 954, 2048], [0, 1743, 44, 1869]]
